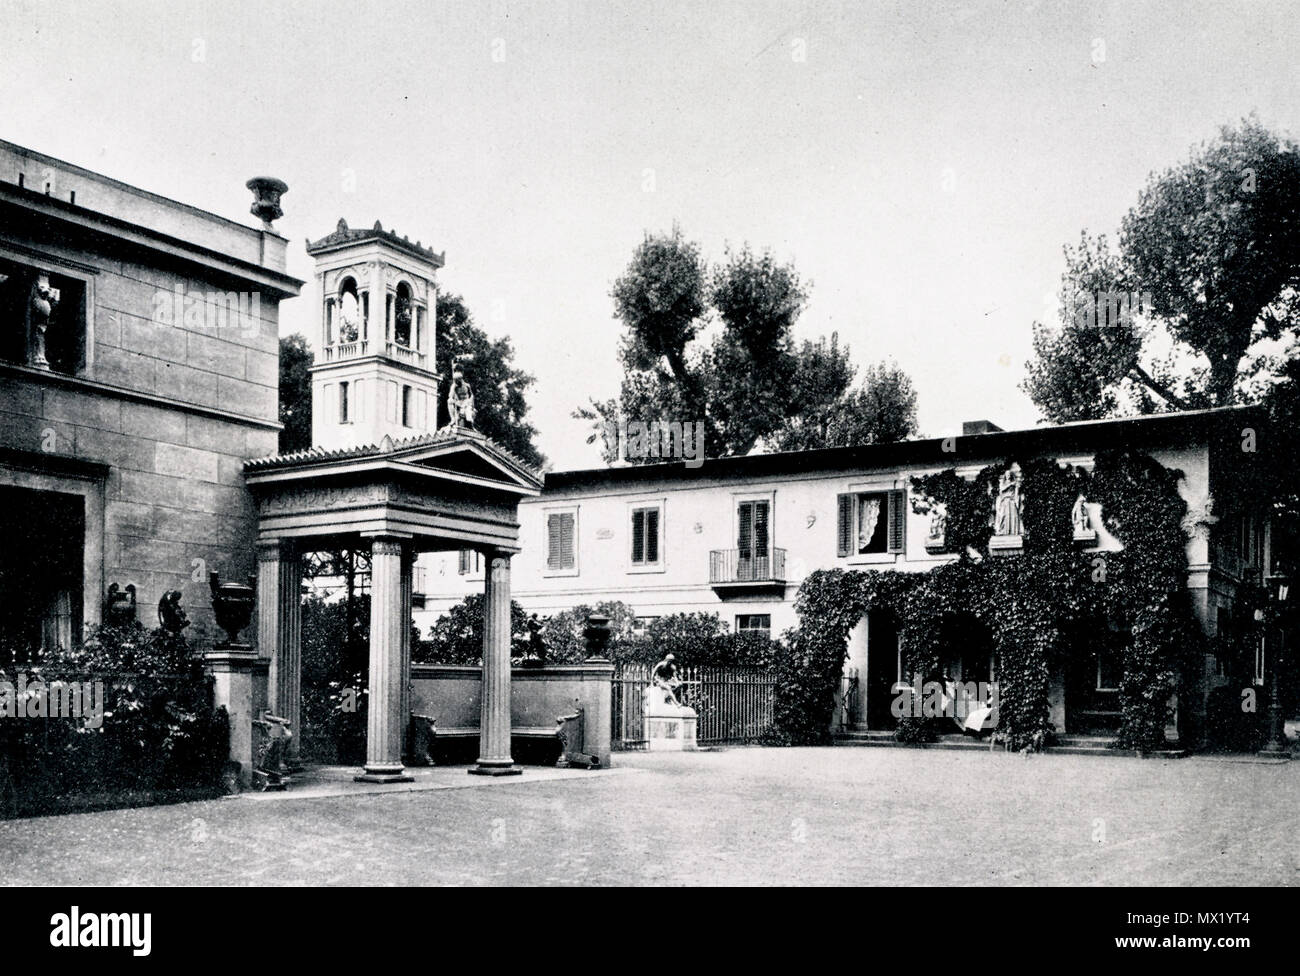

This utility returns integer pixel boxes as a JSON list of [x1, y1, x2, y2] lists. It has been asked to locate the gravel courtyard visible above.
[[2, 747, 1297, 886]]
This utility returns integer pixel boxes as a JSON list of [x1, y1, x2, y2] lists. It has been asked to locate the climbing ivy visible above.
[[785, 451, 1201, 752]]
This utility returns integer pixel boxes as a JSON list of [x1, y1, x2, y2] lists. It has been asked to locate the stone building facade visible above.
[[0, 140, 301, 654]]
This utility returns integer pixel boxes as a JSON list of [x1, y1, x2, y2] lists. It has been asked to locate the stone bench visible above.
[[409, 712, 598, 767]]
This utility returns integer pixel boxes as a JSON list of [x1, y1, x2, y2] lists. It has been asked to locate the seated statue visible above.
[[651, 653, 682, 707]]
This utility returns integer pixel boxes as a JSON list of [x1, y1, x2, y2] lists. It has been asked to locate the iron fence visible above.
[[612, 662, 777, 749]]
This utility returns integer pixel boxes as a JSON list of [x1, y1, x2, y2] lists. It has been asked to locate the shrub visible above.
[[0, 623, 228, 817]]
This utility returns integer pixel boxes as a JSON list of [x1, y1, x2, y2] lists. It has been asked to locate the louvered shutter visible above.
[[754, 501, 769, 554], [837, 494, 853, 557], [631, 509, 646, 564], [547, 514, 562, 570], [560, 512, 575, 569], [738, 502, 753, 557], [458, 549, 470, 575], [646, 508, 659, 563], [887, 489, 906, 553]]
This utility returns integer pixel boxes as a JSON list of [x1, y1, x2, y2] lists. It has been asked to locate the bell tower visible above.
[[305, 219, 444, 451]]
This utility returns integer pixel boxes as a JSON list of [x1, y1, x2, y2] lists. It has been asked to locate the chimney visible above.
[[962, 420, 1004, 436]]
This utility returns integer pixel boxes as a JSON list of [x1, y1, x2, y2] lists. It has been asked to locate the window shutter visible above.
[[631, 509, 645, 564], [738, 502, 753, 556], [560, 512, 575, 569], [547, 514, 562, 570], [887, 489, 906, 553], [837, 494, 853, 557], [458, 549, 470, 575], [646, 508, 659, 563], [754, 501, 769, 554]]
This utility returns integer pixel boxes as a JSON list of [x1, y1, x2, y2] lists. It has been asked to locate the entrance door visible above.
[[0, 485, 83, 661], [736, 500, 770, 581], [865, 612, 901, 730]]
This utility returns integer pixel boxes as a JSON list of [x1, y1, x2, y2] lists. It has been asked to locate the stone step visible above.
[[832, 731, 1186, 758]]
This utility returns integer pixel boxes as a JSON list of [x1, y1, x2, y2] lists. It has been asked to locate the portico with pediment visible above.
[[243, 219, 542, 781]]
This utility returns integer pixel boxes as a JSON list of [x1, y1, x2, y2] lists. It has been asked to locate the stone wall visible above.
[[0, 221, 284, 647]]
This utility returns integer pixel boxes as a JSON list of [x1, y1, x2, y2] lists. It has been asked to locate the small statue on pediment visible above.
[[447, 359, 475, 428]]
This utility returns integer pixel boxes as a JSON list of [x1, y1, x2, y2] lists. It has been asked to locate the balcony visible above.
[[321, 339, 369, 361], [709, 548, 787, 597]]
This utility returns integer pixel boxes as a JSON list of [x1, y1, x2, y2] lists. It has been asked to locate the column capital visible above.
[[366, 534, 410, 557], [256, 538, 296, 562]]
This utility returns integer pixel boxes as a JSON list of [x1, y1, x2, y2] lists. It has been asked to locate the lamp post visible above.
[[1258, 570, 1290, 758]]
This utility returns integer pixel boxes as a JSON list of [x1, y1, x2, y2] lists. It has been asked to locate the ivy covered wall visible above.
[[784, 451, 1206, 751]]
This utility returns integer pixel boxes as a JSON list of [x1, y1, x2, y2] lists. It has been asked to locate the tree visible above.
[[579, 229, 919, 460], [771, 349, 918, 451], [435, 293, 546, 469], [1024, 117, 1300, 423], [278, 333, 314, 453]]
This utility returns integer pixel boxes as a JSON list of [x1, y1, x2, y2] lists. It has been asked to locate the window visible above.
[[401, 385, 412, 427], [630, 505, 661, 567], [0, 255, 90, 376], [737, 499, 770, 558], [736, 614, 771, 635], [338, 381, 350, 423], [1096, 647, 1122, 692], [632, 616, 658, 636], [546, 509, 578, 573], [457, 549, 482, 576], [394, 282, 413, 347], [1255, 635, 1266, 687], [837, 490, 905, 557]]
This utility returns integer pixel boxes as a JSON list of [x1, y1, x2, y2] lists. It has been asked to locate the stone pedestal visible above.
[[205, 644, 258, 788], [470, 552, 521, 776], [644, 685, 698, 752], [357, 535, 414, 783]]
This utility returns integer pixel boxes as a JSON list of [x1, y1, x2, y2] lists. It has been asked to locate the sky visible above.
[[3, 0, 1297, 469]]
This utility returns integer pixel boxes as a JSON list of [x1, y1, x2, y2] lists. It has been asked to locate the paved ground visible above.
[[2, 747, 1297, 885]]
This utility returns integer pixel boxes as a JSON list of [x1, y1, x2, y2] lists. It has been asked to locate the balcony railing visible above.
[[709, 548, 786, 585], [385, 341, 427, 368], [321, 340, 368, 361]]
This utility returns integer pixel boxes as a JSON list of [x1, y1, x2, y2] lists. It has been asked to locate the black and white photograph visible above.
[[0, 0, 1296, 933]]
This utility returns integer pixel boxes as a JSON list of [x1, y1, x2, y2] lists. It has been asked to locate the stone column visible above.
[[470, 551, 520, 776], [399, 547, 415, 758], [257, 539, 302, 759], [357, 535, 413, 782]]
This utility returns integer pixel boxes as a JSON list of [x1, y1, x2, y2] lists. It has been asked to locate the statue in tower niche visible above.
[[28, 274, 60, 370], [446, 359, 475, 429], [993, 466, 1022, 537]]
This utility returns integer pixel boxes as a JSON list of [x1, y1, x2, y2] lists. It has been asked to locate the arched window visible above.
[[394, 282, 413, 347], [338, 277, 360, 343]]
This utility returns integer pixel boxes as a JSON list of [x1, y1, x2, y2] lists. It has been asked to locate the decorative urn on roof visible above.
[[246, 176, 288, 225]]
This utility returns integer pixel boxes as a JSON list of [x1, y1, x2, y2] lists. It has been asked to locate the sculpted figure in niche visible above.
[[1072, 494, 1091, 534], [994, 467, 1022, 537], [28, 274, 60, 369]]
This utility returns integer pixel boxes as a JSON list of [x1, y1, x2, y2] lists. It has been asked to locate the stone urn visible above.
[[210, 572, 257, 646], [245, 176, 288, 224], [583, 613, 612, 661]]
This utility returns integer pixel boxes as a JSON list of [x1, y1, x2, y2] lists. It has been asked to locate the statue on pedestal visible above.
[[446, 359, 475, 428]]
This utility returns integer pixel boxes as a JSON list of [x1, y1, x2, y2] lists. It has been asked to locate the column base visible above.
[[355, 765, 414, 784], [468, 763, 522, 777]]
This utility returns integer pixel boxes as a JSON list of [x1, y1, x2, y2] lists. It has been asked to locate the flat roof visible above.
[[543, 405, 1262, 492]]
